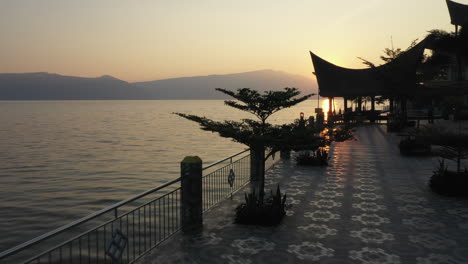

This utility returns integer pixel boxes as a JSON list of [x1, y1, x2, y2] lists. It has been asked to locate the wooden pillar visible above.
[[181, 156, 203, 233], [357, 97, 362, 112], [370, 96, 376, 123]]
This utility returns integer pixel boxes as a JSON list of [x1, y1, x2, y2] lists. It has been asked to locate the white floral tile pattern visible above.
[[409, 234, 457, 250], [351, 213, 391, 226], [304, 210, 340, 221], [288, 197, 301, 205], [353, 192, 384, 201], [314, 190, 344, 198], [354, 184, 381, 192], [288, 181, 311, 188], [349, 247, 401, 264], [446, 208, 468, 218], [352, 202, 387, 212], [393, 194, 428, 204], [221, 254, 253, 264], [320, 182, 345, 189], [287, 242, 334, 261], [350, 228, 395, 244], [189, 232, 222, 246], [137, 126, 468, 264], [231, 237, 275, 254], [310, 199, 343, 209], [402, 217, 445, 230], [297, 224, 338, 238], [416, 253, 460, 264], [284, 188, 306, 196], [397, 205, 435, 215]]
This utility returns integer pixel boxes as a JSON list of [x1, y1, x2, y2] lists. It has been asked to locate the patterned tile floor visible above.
[[138, 125, 468, 264]]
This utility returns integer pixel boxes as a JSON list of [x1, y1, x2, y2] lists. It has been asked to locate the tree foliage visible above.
[[175, 87, 318, 154], [175, 87, 354, 198], [358, 38, 419, 68]]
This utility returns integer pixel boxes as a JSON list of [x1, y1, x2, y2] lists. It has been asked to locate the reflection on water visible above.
[[0, 100, 317, 251]]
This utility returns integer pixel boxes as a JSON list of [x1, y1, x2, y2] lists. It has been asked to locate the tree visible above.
[[428, 125, 468, 174], [358, 38, 419, 68], [425, 26, 468, 81], [175, 87, 320, 198]]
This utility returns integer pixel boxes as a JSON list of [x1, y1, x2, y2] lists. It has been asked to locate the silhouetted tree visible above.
[[175, 88, 323, 198]]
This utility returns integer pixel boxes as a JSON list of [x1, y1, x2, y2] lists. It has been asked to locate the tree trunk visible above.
[[250, 144, 265, 198]]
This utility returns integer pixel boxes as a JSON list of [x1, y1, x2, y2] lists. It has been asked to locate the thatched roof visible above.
[[446, 0, 468, 26], [310, 38, 429, 97]]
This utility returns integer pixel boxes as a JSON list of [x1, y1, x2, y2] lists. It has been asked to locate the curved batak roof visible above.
[[446, 0, 468, 26], [310, 38, 429, 97]]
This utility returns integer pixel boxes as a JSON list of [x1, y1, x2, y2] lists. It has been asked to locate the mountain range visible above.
[[0, 70, 316, 100]]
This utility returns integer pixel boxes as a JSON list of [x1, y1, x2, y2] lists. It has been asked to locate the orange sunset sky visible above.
[[0, 0, 462, 82]]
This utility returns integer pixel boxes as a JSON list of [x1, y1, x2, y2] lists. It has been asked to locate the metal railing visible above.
[[0, 178, 182, 264], [0, 149, 280, 264], [202, 150, 250, 211], [202, 149, 279, 212]]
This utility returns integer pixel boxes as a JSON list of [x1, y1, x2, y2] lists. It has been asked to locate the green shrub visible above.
[[429, 159, 468, 196], [235, 185, 287, 226], [399, 137, 431, 156]]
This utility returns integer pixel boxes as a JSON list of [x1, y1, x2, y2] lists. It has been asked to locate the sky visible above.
[[0, 0, 462, 82]]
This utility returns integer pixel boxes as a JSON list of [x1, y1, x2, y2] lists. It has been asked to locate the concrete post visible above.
[[181, 156, 203, 233]]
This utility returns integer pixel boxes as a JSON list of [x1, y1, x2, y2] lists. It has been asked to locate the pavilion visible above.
[[310, 0, 468, 123]]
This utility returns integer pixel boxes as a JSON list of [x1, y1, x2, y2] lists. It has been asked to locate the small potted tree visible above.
[[428, 125, 468, 196]]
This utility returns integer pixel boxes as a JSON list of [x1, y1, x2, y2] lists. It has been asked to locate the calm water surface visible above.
[[0, 100, 322, 251]]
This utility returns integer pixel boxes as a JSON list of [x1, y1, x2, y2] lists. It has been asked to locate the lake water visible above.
[[0, 99, 326, 252]]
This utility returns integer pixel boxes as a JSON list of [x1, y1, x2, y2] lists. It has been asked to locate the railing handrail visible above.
[[202, 149, 249, 171], [0, 177, 181, 260]]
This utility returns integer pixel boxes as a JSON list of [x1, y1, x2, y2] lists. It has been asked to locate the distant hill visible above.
[[0, 70, 316, 100], [134, 70, 316, 99], [0, 72, 144, 100]]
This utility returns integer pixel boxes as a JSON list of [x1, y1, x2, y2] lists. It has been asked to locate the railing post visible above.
[[180, 156, 203, 233]]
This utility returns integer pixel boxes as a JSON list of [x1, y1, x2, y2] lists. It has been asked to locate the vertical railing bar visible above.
[[158, 199, 161, 243], [132, 211, 135, 261], [149, 202, 152, 247], [164, 196, 167, 239], [110, 221, 114, 264], [95, 229, 99, 264], [138, 209, 141, 256], [87, 233, 91, 264], [126, 214, 130, 264], [59, 246, 63, 264], [144, 206, 147, 252], [153, 201, 156, 244], [171, 192, 174, 233], [103, 224, 107, 264], [119, 216, 123, 264], [173, 191, 176, 232], [79, 236, 82, 264]]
